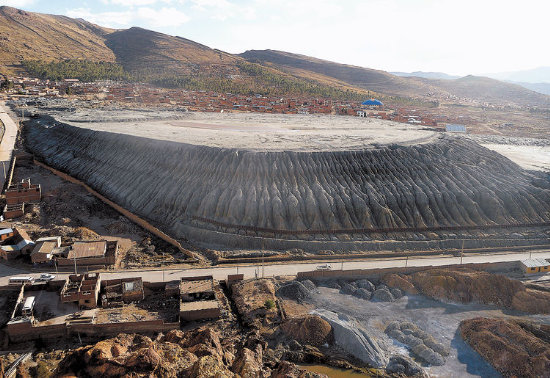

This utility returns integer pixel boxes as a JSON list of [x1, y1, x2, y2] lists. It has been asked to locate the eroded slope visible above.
[[25, 117, 550, 249]]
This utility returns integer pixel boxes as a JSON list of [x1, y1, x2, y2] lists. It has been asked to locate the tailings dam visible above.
[[24, 110, 550, 253]]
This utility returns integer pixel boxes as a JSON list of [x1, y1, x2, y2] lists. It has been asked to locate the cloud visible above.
[[0, 0, 35, 7], [66, 7, 133, 27], [66, 5, 189, 29], [136, 6, 189, 27], [101, 0, 176, 6]]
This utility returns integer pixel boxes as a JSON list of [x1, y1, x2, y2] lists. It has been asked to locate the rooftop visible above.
[[521, 258, 549, 268], [180, 279, 214, 295], [180, 300, 219, 312], [67, 241, 106, 259]]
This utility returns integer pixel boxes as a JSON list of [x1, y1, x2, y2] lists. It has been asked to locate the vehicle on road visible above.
[[36, 273, 55, 282], [316, 264, 332, 271], [8, 276, 34, 285]]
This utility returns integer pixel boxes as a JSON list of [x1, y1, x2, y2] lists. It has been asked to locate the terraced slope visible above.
[[25, 117, 550, 250]]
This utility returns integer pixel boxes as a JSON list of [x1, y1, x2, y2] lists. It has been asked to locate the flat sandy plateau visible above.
[[481, 144, 550, 171], [57, 112, 438, 151]]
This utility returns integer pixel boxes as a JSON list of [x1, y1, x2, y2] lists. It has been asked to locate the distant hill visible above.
[[240, 49, 441, 98], [513, 82, 550, 96], [486, 67, 550, 84], [0, 6, 548, 106], [240, 50, 550, 107], [392, 71, 460, 80]]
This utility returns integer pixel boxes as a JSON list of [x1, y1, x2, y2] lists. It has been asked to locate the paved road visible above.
[[1, 249, 549, 285], [0, 101, 18, 190]]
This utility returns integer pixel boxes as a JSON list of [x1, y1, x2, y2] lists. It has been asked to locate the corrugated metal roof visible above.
[[521, 258, 549, 268], [445, 124, 467, 132]]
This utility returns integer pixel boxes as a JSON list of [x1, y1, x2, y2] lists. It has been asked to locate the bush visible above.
[[264, 299, 276, 310]]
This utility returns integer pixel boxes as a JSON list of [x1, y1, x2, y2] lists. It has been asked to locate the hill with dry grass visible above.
[[0, 6, 115, 74], [240, 49, 550, 107]]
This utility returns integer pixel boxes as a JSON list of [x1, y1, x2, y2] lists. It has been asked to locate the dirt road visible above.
[[1, 249, 549, 285], [0, 102, 18, 189]]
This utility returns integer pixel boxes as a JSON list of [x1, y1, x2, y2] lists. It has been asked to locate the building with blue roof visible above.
[[361, 99, 384, 107]]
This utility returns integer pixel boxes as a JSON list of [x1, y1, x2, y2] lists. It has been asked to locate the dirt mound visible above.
[[72, 226, 100, 240], [281, 315, 333, 346], [232, 279, 279, 327], [277, 281, 312, 302], [460, 317, 550, 377], [383, 268, 550, 313], [53, 328, 246, 377]]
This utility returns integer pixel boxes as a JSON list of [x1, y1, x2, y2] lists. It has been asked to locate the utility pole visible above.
[[460, 240, 465, 265], [73, 254, 77, 275], [405, 255, 409, 267]]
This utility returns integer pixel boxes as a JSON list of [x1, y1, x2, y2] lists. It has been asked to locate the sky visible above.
[[1, 0, 549, 76]]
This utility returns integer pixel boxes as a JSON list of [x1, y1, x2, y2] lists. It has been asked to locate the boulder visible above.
[[277, 281, 311, 302], [339, 282, 357, 295], [312, 309, 387, 368], [353, 288, 372, 300], [300, 280, 317, 292], [390, 288, 403, 299], [372, 288, 394, 302], [356, 279, 375, 291], [386, 355, 425, 377], [232, 347, 263, 378], [281, 315, 333, 346]]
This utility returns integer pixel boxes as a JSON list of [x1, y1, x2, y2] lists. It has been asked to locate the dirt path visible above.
[[0, 101, 18, 189]]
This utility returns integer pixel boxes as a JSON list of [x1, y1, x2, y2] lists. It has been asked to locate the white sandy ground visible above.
[[53, 112, 439, 152], [481, 143, 550, 171], [308, 287, 550, 378]]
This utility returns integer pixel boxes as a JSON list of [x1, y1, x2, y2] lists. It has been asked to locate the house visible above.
[[179, 276, 220, 322], [5, 179, 41, 205], [101, 277, 144, 307], [60, 273, 101, 309], [0, 228, 15, 241], [0, 228, 34, 260], [56, 240, 118, 267], [520, 259, 550, 274], [3, 204, 24, 219]]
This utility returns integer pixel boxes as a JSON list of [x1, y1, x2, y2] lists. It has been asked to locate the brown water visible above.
[[297, 364, 369, 377]]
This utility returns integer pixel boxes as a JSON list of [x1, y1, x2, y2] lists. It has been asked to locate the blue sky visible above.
[[1, 0, 549, 76]]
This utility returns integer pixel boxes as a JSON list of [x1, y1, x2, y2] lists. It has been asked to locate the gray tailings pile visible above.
[[312, 308, 388, 368], [25, 119, 550, 251]]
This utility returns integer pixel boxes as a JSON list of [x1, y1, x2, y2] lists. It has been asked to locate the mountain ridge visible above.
[[1, 6, 549, 107]]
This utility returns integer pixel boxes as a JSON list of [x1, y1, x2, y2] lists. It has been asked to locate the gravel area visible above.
[[306, 287, 550, 377]]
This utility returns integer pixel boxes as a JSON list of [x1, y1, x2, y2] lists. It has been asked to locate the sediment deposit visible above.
[[25, 111, 550, 251]]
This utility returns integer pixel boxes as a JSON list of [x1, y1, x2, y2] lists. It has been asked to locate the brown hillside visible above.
[[240, 49, 550, 107], [421, 75, 550, 106], [0, 6, 115, 74], [105, 27, 240, 77], [240, 49, 437, 97]]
